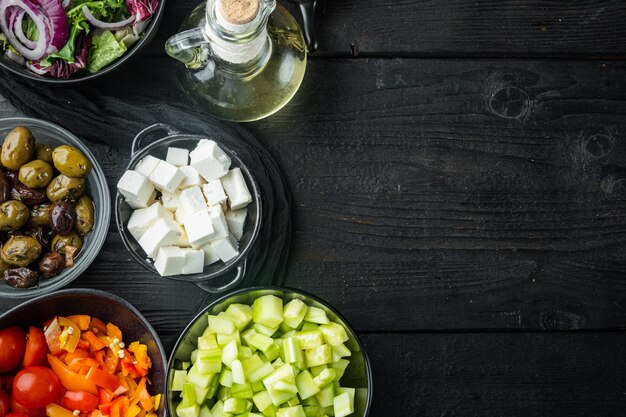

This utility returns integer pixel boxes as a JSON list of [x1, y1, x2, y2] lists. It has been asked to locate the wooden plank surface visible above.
[[148, 0, 626, 57]]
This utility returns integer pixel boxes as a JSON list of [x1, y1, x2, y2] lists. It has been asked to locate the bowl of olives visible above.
[[0, 117, 110, 298]]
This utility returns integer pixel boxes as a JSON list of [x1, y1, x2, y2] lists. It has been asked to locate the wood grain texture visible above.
[[146, 0, 626, 57]]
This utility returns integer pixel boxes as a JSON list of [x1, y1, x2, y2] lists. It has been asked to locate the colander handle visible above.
[[131, 124, 182, 155], [195, 259, 247, 293]]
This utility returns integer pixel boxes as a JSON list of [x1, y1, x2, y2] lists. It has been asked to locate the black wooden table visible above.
[[2, 1, 626, 415]]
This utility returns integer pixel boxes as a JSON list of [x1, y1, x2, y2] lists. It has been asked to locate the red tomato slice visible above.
[[23, 328, 47, 367], [12, 367, 61, 409], [0, 388, 9, 417], [61, 391, 98, 413], [0, 327, 25, 373]]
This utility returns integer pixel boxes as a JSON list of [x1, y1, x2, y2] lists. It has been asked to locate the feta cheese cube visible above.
[[134, 155, 161, 178], [149, 160, 184, 192], [179, 166, 205, 189], [126, 189, 157, 210], [154, 246, 186, 276], [175, 206, 189, 225], [160, 189, 180, 211], [201, 243, 220, 266], [210, 234, 239, 263], [180, 186, 208, 214], [225, 208, 247, 240], [220, 168, 252, 210], [203, 180, 228, 206], [209, 205, 229, 240], [138, 218, 183, 258], [183, 209, 215, 249], [176, 228, 191, 247], [182, 249, 205, 275], [166, 147, 189, 167], [117, 170, 156, 209], [190, 140, 231, 181], [127, 203, 173, 240]]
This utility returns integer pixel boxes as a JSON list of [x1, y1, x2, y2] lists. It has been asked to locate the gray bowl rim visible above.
[[114, 129, 263, 284], [0, 0, 166, 85], [0, 116, 111, 299], [165, 285, 373, 417]]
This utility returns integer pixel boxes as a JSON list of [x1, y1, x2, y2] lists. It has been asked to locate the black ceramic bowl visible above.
[[0, 288, 167, 417], [0, 1, 166, 84]]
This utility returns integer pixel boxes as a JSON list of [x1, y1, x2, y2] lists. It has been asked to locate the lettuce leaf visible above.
[[67, 0, 128, 32], [87, 30, 126, 73], [46, 26, 82, 64]]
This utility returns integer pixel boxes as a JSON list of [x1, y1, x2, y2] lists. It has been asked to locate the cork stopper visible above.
[[218, 0, 259, 25]]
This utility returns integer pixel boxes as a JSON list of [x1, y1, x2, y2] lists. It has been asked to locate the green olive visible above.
[[74, 195, 95, 235], [35, 143, 53, 164], [27, 203, 53, 227], [1, 127, 35, 170], [0, 200, 29, 231], [19, 160, 54, 188], [46, 174, 85, 202], [51, 231, 83, 255], [1, 235, 42, 266], [52, 145, 92, 178]]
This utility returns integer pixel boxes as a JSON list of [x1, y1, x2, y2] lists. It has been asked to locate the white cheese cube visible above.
[[182, 249, 205, 274], [134, 155, 161, 178], [201, 243, 220, 266], [166, 147, 189, 167], [183, 209, 215, 249], [209, 205, 229, 240], [179, 166, 205, 189], [149, 160, 185, 192], [154, 246, 186, 276], [221, 168, 252, 210], [117, 170, 155, 209], [138, 218, 183, 258], [210, 234, 239, 263], [203, 180, 228, 206], [126, 189, 157, 210], [225, 208, 247, 240], [176, 228, 191, 247], [190, 140, 231, 181], [160, 189, 180, 211], [127, 202, 173, 240], [175, 206, 189, 225], [180, 186, 208, 214]]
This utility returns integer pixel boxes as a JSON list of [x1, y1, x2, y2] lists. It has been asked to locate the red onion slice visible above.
[[12, 9, 37, 49], [61, 0, 69, 8], [36, 0, 68, 55], [0, 0, 51, 60], [82, 5, 135, 29]]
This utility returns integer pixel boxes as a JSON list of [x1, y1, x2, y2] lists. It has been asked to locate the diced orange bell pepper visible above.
[[67, 315, 91, 331], [104, 349, 119, 375], [106, 323, 123, 341], [98, 404, 111, 416], [86, 367, 122, 392], [83, 358, 102, 370], [127, 343, 151, 377], [151, 395, 161, 412], [68, 357, 84, 373], [93, 350, 105, 368], [124, 405, 140, 417], [110, 397, 129, 417], [46, 404, 75, 417], [65, 349, 89, 366], [89, 317, 107, 335], [99, 388, 114, 405], [82, 331, 106, 351], [49, 354, 98, 395], [57, 317, 81, 353], [135, 379, 153, 412], [87, 410, 103, 417]]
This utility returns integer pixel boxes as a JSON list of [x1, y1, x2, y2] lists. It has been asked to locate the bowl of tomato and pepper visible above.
[[0, 289, 166, 417]]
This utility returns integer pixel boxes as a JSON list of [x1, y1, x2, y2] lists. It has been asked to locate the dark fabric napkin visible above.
[[0, 74, 291, 299]]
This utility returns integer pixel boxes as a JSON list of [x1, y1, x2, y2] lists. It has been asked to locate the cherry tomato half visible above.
[[12, 367, 61, 409], [61, 391, 98, 413], [22, 328, 47, 368], [0, 328, 25, 373], [0, 388, 9, 417], [9, 397, 45, 417]]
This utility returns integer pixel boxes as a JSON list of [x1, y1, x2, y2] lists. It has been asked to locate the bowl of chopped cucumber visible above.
[[166, 287, 372, 417]]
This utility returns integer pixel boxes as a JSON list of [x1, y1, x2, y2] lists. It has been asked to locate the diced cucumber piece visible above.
[[218, 386, 231, 402], [313, 369, 336, 389], [196, 349, 223, 374], [294, 331, 324, 350], [242, 354, 265, 376], [187, 364, 217, 388], [250, 333, 275, 352], [248, 413, 263, 417], [300, 323, 318, 332], [199, 334, 219, 350], [282, 338, 304, 364], [211, 401, 227, 417], [292, 361, 306, 371], [219, 369, 233, 388], [223, 398, 249, 414], [264, 342, 281, 362], [267, 386, 297, 407], [281, 330, 297, 340], [262, 364, 296, 388], [248, 362, 275, 383], [318, 323, 348, 347], [208, 314, 236, 335], [182, 361, 192, 370], [331, 344, 351, 363], [199, 405, 214, 417], [253, 295, 284, 328], [195, 384, 211, 404], [231, 382, 254, 399], [301, 396, 319, 406], [303, 307, 329, 325], [261, 404, 278, 417], [222, 340, 239, 367], [177, 383, 200, 417], [240, 345, 253, 359], [253, 323, 280, 337], [231, 359, 246, 384], [287, 396, 301, 406], [191, 349, 199, 363], [217, 331, 241, 347], [207, 373, 221, 399], [225, 303, 254, 330], [172, 369, 188, 391], [332, 393, 353, 417], [302, 406, 321, 417], [276, 405, 306, 417], [253, 390, 273, 412], [283, 299, 308, 329], [251, 380, 265, 392], [309, 365, 326, 378], [315, 385, 335, 408], [335, 387, 355, 404], [273, 358, 284, 368], [329, 359, 349, 382], [295, 371, 320, 400], [272, 380, 298, 395], [241, 328, 259, 350], [305, 345, 332, 367]]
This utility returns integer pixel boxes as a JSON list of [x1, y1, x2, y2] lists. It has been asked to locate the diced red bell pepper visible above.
[[99, 388, 114, 406], [48, 354, 98, 395]]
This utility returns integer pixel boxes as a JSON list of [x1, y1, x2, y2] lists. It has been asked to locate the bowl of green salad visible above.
[[166, 287, 373, 417], [0, 0, 165, 83]]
